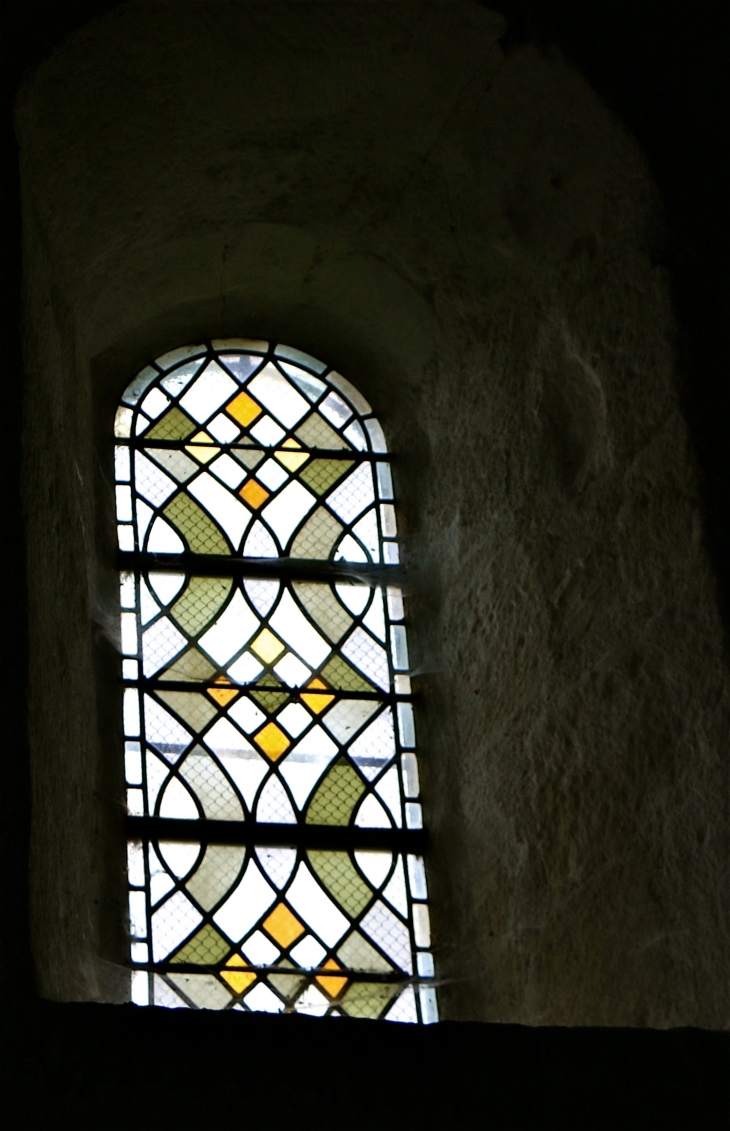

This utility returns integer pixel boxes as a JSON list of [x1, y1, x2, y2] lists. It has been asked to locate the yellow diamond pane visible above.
[[226, 390, 262, 427], [251, 629, 285, 663], [185, 433, 220, 463], [240, 479, 270, 509], [253, 722, 290, 761], [220, 969, 257, 994], [275, 449, 309, 471], [263, 904, 305, 948]]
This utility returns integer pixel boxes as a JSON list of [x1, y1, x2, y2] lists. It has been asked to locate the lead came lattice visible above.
[[117, 339, 437, 1023]]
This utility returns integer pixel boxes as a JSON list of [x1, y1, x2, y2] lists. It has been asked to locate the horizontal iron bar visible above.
[[133, 679, 414, 701], [142, 965, 423, 984], [123, 440, 394, 461], [118, 552, 401, 583], [126, 816, 428, 852]]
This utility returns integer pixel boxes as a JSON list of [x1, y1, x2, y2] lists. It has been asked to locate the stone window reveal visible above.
[[115, 338, 437, 1021]]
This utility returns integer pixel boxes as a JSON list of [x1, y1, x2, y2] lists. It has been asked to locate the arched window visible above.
[[115, 339, 437, 1023]]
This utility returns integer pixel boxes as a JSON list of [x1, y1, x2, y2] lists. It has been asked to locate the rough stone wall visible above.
[[17, 1, 729, 1025]]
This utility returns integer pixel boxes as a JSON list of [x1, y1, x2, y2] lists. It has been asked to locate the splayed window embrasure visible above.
[[116, 339, 437, 1023]]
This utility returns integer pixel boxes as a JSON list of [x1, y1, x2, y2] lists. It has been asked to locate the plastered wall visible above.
[[17, 1, 729, 1025]]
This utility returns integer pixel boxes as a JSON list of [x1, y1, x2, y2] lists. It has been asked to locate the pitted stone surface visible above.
[[17, 2, 729, 1025]]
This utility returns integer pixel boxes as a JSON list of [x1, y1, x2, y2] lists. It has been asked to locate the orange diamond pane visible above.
[[240, 479, 270, 509], [263, 904, 305, 948], [220, 969, 257, 994], [226, 391, 262, 427], [316, 959, 348, 998], [207, 687, 239, 707], [254, 722, 290, 761], [301, 693, 335, 714]]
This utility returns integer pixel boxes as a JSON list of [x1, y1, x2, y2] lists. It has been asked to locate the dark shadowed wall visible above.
[[12, 0, 729, 1032]]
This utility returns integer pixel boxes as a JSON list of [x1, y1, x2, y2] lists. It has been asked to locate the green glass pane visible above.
[[146, 406, 196, 441], [299, 459, 353, 496], [290, 507, 342, 560], [145, 447, 199, 483], [168, 973, 232, 1009], [295, 413, 350, 450], [186, 844, 246, 911], [180, 747, 244, 820], [164, 494, 228, 554], [156, 692, 218, 732], [307, 850, 372, 917], [268, 972, 305, 1000], [340, 981, 397, 1019], [231, 448, 264, 469], [292, 582, 353, 643], [170, 577, 233, 637], [170, 923, 231, 965], [337, 931, 393, 973], [320, 655, 373, 692], [306, 758, 364, 826], [159, 647, 216, 682], [251, 689, 290, 712]]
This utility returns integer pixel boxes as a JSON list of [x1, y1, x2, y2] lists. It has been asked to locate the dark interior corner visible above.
[[2, 2, 728, 1127]]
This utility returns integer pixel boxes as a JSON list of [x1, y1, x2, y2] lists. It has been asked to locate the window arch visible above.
[[115, 339, 437, 1022]]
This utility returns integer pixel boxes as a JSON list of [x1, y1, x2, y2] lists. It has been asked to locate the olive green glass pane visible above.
[[163, 494, 229, 554], [290, 507, 343, 560], [231, 448, 264, 469], [146, 406, 197, 441], [251, 689, 290, 712], [179, 747, 243, 821], [340, 981, 397, 1019], [170, 577, 233, 637], [307, 850, 373, 917], [306, 758, 365, 826], [156, 691, 218, 732], [268, 973, 305, 1000], [171, 923, 231, 965], [320, 655, 373, 692], [159, 647, 217, 682], [186, 844, 246, 911], [168, 973, 232, 1009], [299, 459, 353, 496], [337, 931, 393, 973], [146, 447, 199, 483], [295, 413, 350, 450], [292, 583, 353, 643]]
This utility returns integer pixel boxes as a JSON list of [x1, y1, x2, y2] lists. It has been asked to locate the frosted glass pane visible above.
[[160, 359, 202, 396], [355, 793, 390, 828], [382, 856, 408, 916], [139, 579, 160, 626], [209, 453, 246, 488], [115, 485, 132, 522], [250, 415, 286, 446], [256, 457, 288, 491], [334, 534, 367, 563], [151, 891, 203, 961], [385, 985, 417, 1023], [115, 445, 130, 481], [245, 983, 285, 1014], [124, 689, 140, 736], [248, 363, 310, 427], [334, 582, 369, 615], [322, 699, 379, 744], [273, 653, 311, 687], [407, 856, 428, 900], [144, 695, 191, 759], [243, 520, 278, 558], [159, 775, 198, 819], [179, 362, 238, 423], [348, 709, 395, 780], [319, 391, 352, 428], [122, 659, 138, 679], [277, 703, 311, 737], [365, 419, 387, 453], [343, 420, 367, 450], [397, 702, 416, 747], [155, 344, 206, 371], [149, 571, 186, 606], [326, 464, 375, 524], [140, 387, 170, 420], [122, 365, 158, 406], [286, 864, 349, 946], [279, 726, 338, 809], [115, 407, 133, 437], [405, 802, 422, 829], [269, 590, 330, 668], [198, 591, 259, 665], [261, 481, 316, 549], [290, 935, 326, 968], [119, 571, 135, 609], [136, 500, 154, 548], [158, 840, 200, 880], [127, 842, 145, 887], [278, 363, 327, 401], [294, 984, 330, 1017], [386, 586, 404, 621], [360, 901, 411, 973], [148, 517, 185, 553], [255, 847, 297, 890], [125, 742, 142, 786], [401, 752, 420, 798], [121, 612, 138, 656], [244, 578, 280, 616], [417, 952, 435, 978], [375, 765, 402, 827], [242, 930, 280, 966], [227, 697, 266, 734], [327, 371, 371, 414], [142, 617, 186, 677], [188, 473, 250, 550], [390, 626, 409, 671], [413, 903, 431, 948], [256, 775, 296, 824], [227, 652, 264, 684], [274, 345, 327, 374], [419, 985, 439, 1024], [362, 589, 385, 641], [352, 510, 380, 562], [342, 628, 389, 691], [354, 850, 392, 890], [213, 860, 276, 943], [207, 413, 240, 443]]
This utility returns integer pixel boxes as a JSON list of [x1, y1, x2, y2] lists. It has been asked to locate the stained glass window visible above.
[[116, 339, 437, 1023]]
